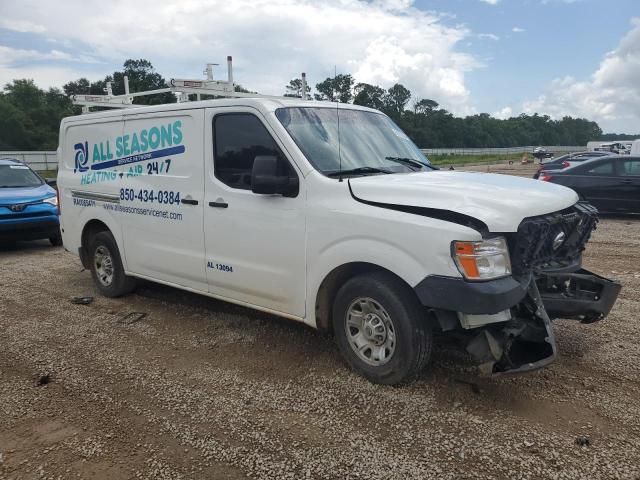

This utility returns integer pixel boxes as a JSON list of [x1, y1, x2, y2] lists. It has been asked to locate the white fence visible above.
[[2, 146, 587, 172], [422, 146, 584, 156], [0, 151, 57, 172]]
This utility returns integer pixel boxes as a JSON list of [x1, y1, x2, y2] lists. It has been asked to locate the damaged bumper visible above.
[[537, 269, 621, 323], [428, 269, 621, 376]]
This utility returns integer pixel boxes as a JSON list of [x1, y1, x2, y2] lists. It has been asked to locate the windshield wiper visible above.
[[384, 156, 430, 171], [327, 167, 393, 177]]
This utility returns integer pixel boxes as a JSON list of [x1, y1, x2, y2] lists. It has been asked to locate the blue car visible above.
[[0, 158, 61, 246]]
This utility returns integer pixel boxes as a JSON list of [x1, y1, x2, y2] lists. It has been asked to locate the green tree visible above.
[[384, 84, 411, 117], [284, 78, 311, 98], [0, 80, 73, 150], [353, 83, 385, 110], [314, 74, 354, 103]]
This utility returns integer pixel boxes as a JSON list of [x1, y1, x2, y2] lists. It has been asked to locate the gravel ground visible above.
[[1, 167, 639, 479]]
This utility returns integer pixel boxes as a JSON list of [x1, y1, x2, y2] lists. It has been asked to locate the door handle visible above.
[[181, 198, 199, 205], [620, 179, 633, 184], [209, 201, 229, 208]]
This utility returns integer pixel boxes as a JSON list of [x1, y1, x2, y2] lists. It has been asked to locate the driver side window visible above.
[[213, 113, 292, 190]]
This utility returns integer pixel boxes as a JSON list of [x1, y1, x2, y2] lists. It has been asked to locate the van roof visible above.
[[61, 97, 382, 124]]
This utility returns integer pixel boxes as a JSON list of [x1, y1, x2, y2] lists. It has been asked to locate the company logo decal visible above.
[[74, 141, 89, 173], [73, 120, 184, 174]]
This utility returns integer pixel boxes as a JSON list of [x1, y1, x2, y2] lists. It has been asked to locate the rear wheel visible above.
[[332, 272, 432, 385], [88, 231, 136, 297]]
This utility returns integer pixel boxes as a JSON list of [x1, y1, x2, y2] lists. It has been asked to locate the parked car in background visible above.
[[533, 151, 612, 179], [532, 146, 553, 161], [538, 155, 640, 214], [0, 158, 61, 245]]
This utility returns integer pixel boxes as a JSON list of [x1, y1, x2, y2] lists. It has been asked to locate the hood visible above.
[[349, 171, 578, 232], [0, 183, 56, 205]]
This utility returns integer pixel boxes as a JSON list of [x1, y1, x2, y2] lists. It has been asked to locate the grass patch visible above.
[[427, 153, 528, 166], [36, 169, 58, 179]]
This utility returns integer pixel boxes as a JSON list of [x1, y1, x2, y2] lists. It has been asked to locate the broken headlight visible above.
[[452, 237, 512, 281]]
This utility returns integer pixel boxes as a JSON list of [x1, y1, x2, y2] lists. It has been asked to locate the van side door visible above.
[[119, 109, 207, 291], [203, 107, 306, 318]]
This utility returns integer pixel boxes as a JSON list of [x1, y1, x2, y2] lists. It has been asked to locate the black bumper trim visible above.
[[0, 220, 60, 241], [538, 269, 621, 323], [414, 274, 530, 315]]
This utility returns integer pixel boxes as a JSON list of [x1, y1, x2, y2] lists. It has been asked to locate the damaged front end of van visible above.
[[417, 202, 621, 375]]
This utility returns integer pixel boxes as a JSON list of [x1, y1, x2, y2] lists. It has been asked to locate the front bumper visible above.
[[0, 202, 60, 242], [414, 274, 530, 315], [537, 269, 621, 323], [0, 217, 60, 241], [416, 269, 621, 375]]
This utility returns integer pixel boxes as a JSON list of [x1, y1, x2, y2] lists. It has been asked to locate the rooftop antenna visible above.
[[301, 72, 307, 100], [335, 65, 343, 182], [227, 56, 234, 86]]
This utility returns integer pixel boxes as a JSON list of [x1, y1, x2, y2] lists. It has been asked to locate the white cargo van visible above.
[[58, 99, 620, 384]]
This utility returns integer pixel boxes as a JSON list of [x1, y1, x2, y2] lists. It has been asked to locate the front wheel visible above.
[[332, 272, 432, 385], [49, 232, 62, 246], [88, 231, 136, 297]]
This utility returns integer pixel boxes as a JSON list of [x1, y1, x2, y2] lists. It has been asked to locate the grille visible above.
[[509, 202, 598, 275]]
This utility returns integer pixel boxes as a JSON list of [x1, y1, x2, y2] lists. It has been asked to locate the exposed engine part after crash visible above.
[[465, 281, 556, 376], [508, 201, 599, 276]]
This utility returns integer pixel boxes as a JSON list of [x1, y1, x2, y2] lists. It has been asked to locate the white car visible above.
[[57, 99, 620, 384]]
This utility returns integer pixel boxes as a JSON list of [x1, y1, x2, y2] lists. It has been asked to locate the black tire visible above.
[[88, 231, 136, 297], [332, 272, 432, 385], [49, 233, 63, 246]]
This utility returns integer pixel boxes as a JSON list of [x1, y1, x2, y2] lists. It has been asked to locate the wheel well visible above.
[[79, 220, 111, 269], [315, 262, 417, 333]]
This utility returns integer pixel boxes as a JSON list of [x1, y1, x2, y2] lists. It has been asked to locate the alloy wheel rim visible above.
[[94, 245, 114, 287], [345, 297, 396, 366]]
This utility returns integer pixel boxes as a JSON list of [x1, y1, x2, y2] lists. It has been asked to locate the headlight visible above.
[[43, 196, 58, 206], [452, 237, 511, 280]]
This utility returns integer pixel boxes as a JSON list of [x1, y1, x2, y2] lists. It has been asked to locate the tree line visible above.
[[0, 59, 634, 151]]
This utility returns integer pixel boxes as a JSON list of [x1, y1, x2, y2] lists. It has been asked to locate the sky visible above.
[[0, 0, 638, 133]]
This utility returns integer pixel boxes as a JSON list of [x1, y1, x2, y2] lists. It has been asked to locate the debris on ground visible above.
[[70, 296, 94, 305], [119, 312, 147, 325]]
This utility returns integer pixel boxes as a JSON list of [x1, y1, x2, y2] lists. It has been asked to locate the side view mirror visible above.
[[251, 156, 299, 197]]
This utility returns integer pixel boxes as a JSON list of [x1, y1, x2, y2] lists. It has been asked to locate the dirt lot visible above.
[[1, 167, 639, 479]]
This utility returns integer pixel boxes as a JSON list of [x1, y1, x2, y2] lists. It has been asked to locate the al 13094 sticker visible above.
[[207, 261, 233, 273]]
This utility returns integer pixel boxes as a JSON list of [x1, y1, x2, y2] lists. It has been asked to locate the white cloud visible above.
[[478, 33, 500, 40], [0, 46, 101, 67], [480, 0, 500, 5], [0, 0, 479, 114], [0, 18, 45, 33], [521, 18, 640, 133], [493, 106, 513, 119], [512, 27, 525, 33]]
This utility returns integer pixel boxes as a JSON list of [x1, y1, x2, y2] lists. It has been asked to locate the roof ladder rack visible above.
[[71, 56, 309, 113]]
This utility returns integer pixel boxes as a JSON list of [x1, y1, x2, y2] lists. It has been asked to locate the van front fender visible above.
[[306, 236, 457, 328]]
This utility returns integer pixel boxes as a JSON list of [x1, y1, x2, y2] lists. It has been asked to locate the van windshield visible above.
[[275, 107, 432, 177], [0, 164, 43, 188]]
